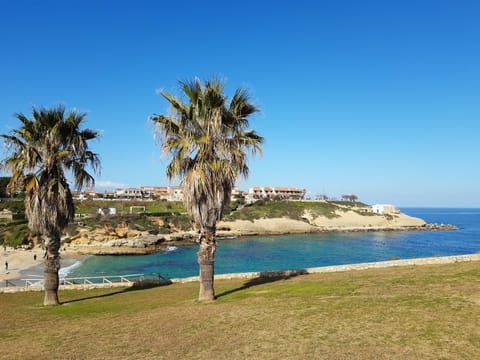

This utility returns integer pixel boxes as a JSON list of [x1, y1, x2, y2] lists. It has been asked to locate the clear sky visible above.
[[1, 0, 479, 207]]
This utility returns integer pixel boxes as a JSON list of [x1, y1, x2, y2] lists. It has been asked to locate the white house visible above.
[[372, 204, 399, 215], [98, 207, 117, 216], [115, 188, 144, 199]]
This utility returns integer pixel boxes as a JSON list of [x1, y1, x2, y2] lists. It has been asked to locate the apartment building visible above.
[[140, 186, 184, 201], [115, 188, 144, 199], [247, 186, 306, 202]]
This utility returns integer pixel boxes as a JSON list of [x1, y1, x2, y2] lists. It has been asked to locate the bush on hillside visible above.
[[223, 200, 341, 222]]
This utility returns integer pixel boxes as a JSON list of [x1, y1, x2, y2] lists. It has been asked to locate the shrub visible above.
[[0, 220, 30, 247], [223, 200, 340, 222]]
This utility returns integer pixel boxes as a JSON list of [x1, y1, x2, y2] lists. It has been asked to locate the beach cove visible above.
[[2, 208, 478, 286], [63, 203, 455, 256], [67, 208, 480, 280]]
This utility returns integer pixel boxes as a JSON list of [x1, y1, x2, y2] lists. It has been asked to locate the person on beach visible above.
[[5, 261, 8, 271], [34, 254, 37, 261]]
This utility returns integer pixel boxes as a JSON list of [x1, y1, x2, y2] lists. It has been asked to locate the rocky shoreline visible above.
[[66, 221, 458, 256]]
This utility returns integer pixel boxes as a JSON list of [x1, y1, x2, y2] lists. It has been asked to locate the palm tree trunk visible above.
[[43, 235, 60, 306], [198, 228, 216, 301]]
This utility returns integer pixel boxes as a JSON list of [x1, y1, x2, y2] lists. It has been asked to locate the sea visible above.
[[67, 208, 480, 280]]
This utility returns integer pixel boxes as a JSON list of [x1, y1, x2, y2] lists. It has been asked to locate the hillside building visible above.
[[247, 186, 306, 202], [115, 188, 144, 199], [372, 204, 400, 215], [140, 186, 184, 201], [72, 189, 100, 200]]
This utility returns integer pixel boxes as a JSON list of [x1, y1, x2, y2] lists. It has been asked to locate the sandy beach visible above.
[[1, 247, 84, 282]]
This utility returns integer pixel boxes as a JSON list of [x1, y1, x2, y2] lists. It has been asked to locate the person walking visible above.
[[5, 261, 8, 271]]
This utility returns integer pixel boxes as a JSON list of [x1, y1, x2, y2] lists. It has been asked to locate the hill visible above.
[[219, 200, 428, 235]]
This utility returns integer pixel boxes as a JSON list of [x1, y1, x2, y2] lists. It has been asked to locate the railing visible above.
[[3, 280, 17, 287], [18, 274, 145, 288]]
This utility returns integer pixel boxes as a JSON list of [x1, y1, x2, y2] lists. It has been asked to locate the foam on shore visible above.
[[59, 260, 83, 278]]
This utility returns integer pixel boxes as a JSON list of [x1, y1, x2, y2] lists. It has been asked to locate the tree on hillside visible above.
[[341, 194, 358, 202], [151, 77, 263, 301], [1, 106, 100, 305]]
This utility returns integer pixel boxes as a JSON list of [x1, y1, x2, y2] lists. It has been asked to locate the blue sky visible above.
[[1, 0, 479, 207]]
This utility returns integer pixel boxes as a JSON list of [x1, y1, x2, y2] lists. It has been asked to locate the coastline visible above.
[[65, 221, 458, 256], [2, 252, 479, 293], [1, 247, 86, 282], [0, 221, 454, 282], [0, 211, 458, 282]]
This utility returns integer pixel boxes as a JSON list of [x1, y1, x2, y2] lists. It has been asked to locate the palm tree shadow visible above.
[[61, 288, 128, 304], [216, 269, 308, 299], [61, 278, 173, 304]]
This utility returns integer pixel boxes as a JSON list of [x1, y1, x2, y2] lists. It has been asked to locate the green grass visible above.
[[1, 261, 479, 359], [0, 219, 30, 247], [0, 199, 25, 213], [73, 212, 192, 235], [74, 200, 186, 215], [224, 200, 343, 221]]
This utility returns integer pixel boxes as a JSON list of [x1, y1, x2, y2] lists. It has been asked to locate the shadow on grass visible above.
[[216, 269, 308, 299], [61, 278, 173, 304]]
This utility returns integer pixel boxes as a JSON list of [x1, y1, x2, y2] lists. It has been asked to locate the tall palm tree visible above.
[[151, 77, 263, 301], [1, 106, 100, 305]]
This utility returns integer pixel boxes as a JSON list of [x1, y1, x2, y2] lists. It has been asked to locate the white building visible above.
[[115, 188, 144, 199], [372, 204, 400, 215], [230, 188, 246, 202], [98, 207, 117, 216], [168, 186, 184, 201], [72, 189, 99, 200]]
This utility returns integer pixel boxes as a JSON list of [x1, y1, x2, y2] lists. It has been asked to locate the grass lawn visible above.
[[74, 200, 186, 215], [1, 261, 479, 359]]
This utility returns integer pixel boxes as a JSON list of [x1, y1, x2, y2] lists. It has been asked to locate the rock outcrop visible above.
[[217, 209, 442, 236]]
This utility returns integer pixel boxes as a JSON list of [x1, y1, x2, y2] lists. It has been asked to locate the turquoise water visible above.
[[68, 208, 480, 279]]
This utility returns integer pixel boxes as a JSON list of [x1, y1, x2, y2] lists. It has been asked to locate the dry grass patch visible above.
[[1, 261, 479, 359]]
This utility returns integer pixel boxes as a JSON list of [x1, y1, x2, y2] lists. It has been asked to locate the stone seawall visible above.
[[170, 253, 480, 283]]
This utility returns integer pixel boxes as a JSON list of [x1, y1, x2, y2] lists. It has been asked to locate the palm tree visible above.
[[151, 77, 263, 301], [1, 106, 100, 305]]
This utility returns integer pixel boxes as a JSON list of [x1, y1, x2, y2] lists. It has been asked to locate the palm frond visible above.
[[1, 105, 100, 237], [152, 77, 263, 227]]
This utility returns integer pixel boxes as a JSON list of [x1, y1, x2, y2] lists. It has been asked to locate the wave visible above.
[[165, 246, 178, 252], [22, 261, 82, 286], [59, 260, 83, 279]]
